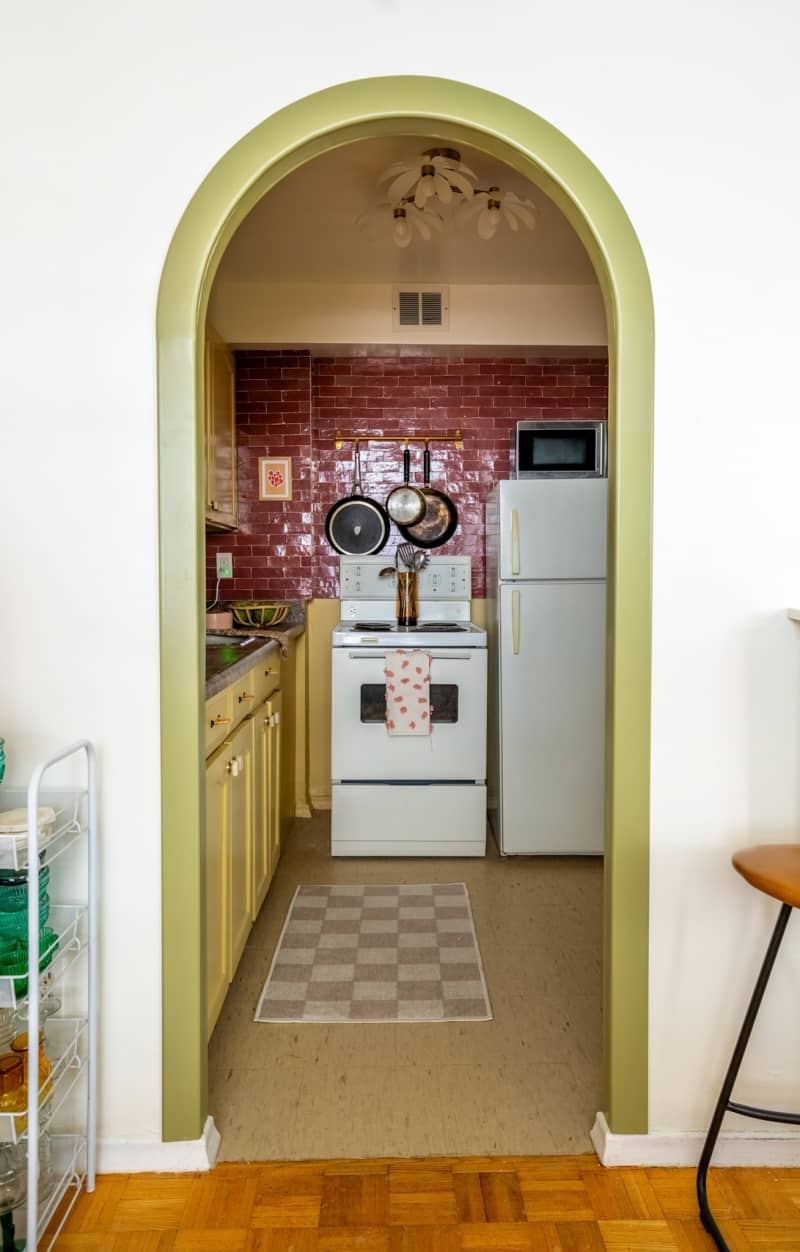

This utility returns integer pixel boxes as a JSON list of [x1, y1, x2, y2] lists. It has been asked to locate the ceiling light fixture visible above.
[[358, 147, 538, 248], [378, 147, 477, 208], [456, 186, 538, 240]]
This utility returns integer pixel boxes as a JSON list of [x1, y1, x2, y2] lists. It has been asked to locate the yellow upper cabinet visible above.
[[205, 323, 238, 531]]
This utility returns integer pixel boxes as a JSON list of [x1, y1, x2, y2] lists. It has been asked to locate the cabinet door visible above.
[[266, 691, 282, 877], [205, 746, 230, 1038], [251, 706, 271, 919], [227, 720, 253, 974], [205, 327, 238, 530]]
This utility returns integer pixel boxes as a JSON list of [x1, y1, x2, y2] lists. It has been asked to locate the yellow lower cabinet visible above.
[[205, 743, 231, 1038], [266, 690, 282, 879], [251, 690, 282, 917], [251, 704, 271, 919], [226, 718, 253, 976]]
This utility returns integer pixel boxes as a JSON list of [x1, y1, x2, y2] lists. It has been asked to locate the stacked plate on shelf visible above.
[[0, 807, 56, 870]]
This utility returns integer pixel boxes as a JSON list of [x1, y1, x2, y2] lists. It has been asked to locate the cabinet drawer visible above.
[[253, 650, 281, 704], [231, 664, 260, 720], [205, 688, 234, 756]]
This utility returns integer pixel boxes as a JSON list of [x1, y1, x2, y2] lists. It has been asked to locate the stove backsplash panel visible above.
[[206, 351, 608, 601]]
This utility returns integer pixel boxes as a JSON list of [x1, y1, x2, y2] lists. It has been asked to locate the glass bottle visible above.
[[0, 1011, 14, 1057], [0, 1141, 25, 1212]]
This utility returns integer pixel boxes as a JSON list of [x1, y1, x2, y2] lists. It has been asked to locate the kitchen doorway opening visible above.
[[157, 77, 654, 1152]]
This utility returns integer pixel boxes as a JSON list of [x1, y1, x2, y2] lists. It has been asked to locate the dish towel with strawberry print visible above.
[[384, 649, 431, 736]]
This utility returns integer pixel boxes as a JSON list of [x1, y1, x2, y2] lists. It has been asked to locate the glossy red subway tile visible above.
[[205, 351, 607, 602]]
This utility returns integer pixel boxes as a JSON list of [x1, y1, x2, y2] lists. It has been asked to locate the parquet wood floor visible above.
[[48, 1155, 800, 1249]]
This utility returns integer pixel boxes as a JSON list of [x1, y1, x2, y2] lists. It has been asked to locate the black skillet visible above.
[[325, 445, 390, 556], [396, 444, 458, 549]]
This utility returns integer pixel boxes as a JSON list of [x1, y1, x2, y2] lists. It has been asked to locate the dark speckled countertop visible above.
[[205, 602, 306, 699]]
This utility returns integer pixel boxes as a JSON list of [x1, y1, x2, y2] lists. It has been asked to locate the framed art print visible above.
[[258, 456, 292, 501]]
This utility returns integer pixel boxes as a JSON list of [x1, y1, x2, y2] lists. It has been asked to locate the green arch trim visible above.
[[157, 76, 653, 1143]]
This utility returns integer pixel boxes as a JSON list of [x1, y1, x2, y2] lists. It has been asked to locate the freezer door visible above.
[[498, 479, 607, 581], [497, 581, 605, 854]]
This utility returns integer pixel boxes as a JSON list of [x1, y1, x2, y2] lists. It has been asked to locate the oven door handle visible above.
[[345, 651, 473, 661]]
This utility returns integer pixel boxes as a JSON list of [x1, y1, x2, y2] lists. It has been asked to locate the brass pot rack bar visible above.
[[335, 431, 464, 450]]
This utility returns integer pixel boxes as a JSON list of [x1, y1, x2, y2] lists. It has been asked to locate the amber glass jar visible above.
[[11, 1031, 52, 1098], [0, 1054, 23, 1113]]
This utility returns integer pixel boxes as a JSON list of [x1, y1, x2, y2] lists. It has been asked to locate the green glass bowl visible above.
[[0, 866, 49, 913], [0, 896, 49, 937], [0, 927, 59, 996]]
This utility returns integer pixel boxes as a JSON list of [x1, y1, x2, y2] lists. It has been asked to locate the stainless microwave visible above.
[[515, 420, 607, 478]]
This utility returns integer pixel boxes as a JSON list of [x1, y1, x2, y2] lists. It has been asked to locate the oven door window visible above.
[[360, 683, 459, 724]]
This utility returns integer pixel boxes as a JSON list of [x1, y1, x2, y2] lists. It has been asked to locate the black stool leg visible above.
[[696, 901, 793, 1249]]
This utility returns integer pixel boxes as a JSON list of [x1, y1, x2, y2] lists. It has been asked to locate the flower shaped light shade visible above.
[[456, 187, 538, 239], [378, 148, 477, 208], [357, 200, 444, 248]]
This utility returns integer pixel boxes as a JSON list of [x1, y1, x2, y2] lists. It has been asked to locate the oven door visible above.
[[331, 647, 487, 782]]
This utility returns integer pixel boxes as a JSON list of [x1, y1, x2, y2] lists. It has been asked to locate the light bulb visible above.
[[414, 174, 436, 208], [393, 217, 412, 247]]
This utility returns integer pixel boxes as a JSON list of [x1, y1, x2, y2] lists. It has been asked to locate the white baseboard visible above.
[[98, 1115, 221, 1173], [591, 1111, 800, 1167]]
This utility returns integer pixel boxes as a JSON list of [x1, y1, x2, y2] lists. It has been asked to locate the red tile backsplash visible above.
[[206, 352, 608, 601]]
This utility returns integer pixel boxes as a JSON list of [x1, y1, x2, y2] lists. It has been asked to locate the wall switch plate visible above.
[[216, 552, 233, 580]]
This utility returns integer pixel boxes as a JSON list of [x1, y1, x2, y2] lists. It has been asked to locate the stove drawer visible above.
[[332, 783, 486, 856], [331, 647, 487, 782]]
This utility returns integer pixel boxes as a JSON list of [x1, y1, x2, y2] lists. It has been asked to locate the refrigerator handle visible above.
[[512, 590, 521, 655], [511, 509, 520, 575]]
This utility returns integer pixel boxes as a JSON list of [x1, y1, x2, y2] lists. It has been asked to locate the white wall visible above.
[[209, 281, 606, 346], [2, 1, 800, 1154]]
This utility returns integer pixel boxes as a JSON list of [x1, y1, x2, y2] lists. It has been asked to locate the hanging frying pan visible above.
[[396, 443, 458, 549], [385, 445, 426, 526], [325, 445, 390, 556]]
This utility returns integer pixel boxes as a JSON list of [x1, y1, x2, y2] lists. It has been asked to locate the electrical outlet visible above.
[[216, 552, 233, 580]]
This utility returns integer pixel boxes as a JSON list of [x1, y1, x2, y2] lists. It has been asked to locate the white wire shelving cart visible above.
[[0, 741, 96, 1250]]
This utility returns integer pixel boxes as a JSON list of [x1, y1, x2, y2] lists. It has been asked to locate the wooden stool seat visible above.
[[698, 842, 800, 1249], [733, 844, 800, 909]]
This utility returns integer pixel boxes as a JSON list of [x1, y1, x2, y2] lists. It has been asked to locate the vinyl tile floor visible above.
[[208, 814, 603, 1161]]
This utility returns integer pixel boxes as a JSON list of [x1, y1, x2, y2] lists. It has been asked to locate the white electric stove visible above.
[[331, 556, 487, 857]]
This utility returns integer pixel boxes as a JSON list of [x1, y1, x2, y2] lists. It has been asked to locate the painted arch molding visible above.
[[156, 76, 654, 1145]]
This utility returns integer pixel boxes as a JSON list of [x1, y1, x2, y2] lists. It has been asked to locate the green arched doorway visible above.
[[157, 76, 654, 1145]]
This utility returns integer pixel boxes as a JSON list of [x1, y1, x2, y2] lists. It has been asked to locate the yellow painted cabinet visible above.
[[205, 744, 231, 1038], [205, 325, 238, 531], [266, 690, 282, 878], [227, 717, 253, 974], [251, 691, 282, 919]]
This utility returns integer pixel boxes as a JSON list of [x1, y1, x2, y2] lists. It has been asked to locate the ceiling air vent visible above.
[[392, 285, 449, 331]]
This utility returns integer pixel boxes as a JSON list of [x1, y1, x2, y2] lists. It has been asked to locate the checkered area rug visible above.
[[254, 883, 492, 1023]]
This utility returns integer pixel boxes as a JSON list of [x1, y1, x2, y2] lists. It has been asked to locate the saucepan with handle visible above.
[[396, 443, 458, 549], [385, 445, 426, 527]]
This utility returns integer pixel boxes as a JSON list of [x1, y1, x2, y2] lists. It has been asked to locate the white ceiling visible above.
[[214, 136, 597, 286]]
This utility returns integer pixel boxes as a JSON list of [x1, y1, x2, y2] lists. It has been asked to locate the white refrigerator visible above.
[[486, 478, 607, 855]]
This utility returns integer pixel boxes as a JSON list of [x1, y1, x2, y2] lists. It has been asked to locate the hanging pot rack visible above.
[[334, 431, 463, 450]]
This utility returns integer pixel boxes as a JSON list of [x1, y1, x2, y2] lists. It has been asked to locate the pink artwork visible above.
[[258, 457, 292, 501]]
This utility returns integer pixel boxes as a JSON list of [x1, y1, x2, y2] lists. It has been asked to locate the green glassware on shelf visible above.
[[0, 739, 5, 785]]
